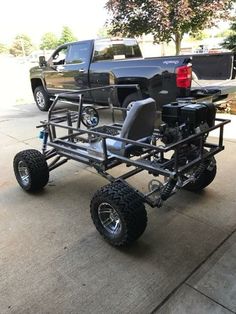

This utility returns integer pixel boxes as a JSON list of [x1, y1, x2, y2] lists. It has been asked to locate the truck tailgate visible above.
[[191, 79, 236, 102]]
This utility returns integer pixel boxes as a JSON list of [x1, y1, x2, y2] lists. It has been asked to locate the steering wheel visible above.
[[81, 106, 99, 128]]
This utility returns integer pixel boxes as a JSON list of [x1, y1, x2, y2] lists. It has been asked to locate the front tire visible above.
[[90, 181, 147, 247], [34, 86, 52, 111], [13, 149, 49, 192]]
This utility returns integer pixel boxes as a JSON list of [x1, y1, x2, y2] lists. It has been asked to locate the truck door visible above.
[[61, 42, 91, 92], [45, 41, 92, 100], [89, 40, 113, 104], [44, 45, 69, 92]]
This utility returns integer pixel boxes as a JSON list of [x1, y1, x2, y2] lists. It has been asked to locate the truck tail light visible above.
[[176, 65, 192, 88]]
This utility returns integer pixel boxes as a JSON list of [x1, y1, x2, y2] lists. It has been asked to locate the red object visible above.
[[176, 65, 192, 88]]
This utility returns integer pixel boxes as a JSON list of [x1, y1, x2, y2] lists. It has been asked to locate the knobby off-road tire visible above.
[[34, 86, 52, 111], [90, 181, 147, 247], [184, 157, 217, 192], [13, 149, 49, 192]]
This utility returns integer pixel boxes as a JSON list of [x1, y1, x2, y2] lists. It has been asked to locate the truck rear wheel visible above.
[[13, 149, 49, 192], [90, 181, 147, 247], [122, 92, 146, 119], [34, 86, 52, 111]]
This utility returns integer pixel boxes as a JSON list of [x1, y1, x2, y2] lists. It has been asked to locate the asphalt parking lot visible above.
[[0, 98, 236, 314]]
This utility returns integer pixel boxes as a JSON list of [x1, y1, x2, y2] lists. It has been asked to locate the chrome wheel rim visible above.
[[36, 91, 45, 108], [18, 161, 30, 186], [98, 203, 122, 235]]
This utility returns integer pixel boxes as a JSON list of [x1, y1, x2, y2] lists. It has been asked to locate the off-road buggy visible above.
[[13, 85, 230, 247]]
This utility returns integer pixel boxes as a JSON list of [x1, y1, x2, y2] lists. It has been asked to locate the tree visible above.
[[190, 30, 208, 41], [97, 26, 112, 38], [0, 43, 8, 54], [9, 34, 33, 56], [221, 22, 236, 51], [58, 26, 77, 45], [215, 29, 232, 38], [40, 32, 58, 50], [105, 0, 234, 55]]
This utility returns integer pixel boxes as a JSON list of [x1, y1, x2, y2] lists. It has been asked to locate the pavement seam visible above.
[[150, 228, 236, 314], [185, 283, 236, 314]]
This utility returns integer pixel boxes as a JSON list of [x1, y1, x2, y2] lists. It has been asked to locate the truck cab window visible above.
[[66, 43, 90, 64], [93, 41, 113, 61], [112, 39, 142, 59], [52, 47, 68, 65], [93, 39, 142, 61]]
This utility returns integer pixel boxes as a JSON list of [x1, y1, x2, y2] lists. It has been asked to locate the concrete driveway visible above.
[[0, 101, 236, 314]]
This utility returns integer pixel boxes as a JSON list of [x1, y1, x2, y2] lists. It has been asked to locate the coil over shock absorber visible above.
[[160, 178, 177, 201], [193, 161, 207, 180]]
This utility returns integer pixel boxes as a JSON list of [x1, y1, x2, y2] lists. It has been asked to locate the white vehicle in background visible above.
[[194, 45, 209, 54]]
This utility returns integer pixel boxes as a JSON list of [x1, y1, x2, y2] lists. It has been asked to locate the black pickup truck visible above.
[[30, 38, 192, 111]]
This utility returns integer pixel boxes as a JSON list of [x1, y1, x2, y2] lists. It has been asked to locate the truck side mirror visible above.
[[39, 56, 47, 67]]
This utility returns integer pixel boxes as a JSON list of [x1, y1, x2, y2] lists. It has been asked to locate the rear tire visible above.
[[90, 181, 147, 247], [13, 149, 49, 192], [34, 86, 52, 111], [184, 158, 217, 192]]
